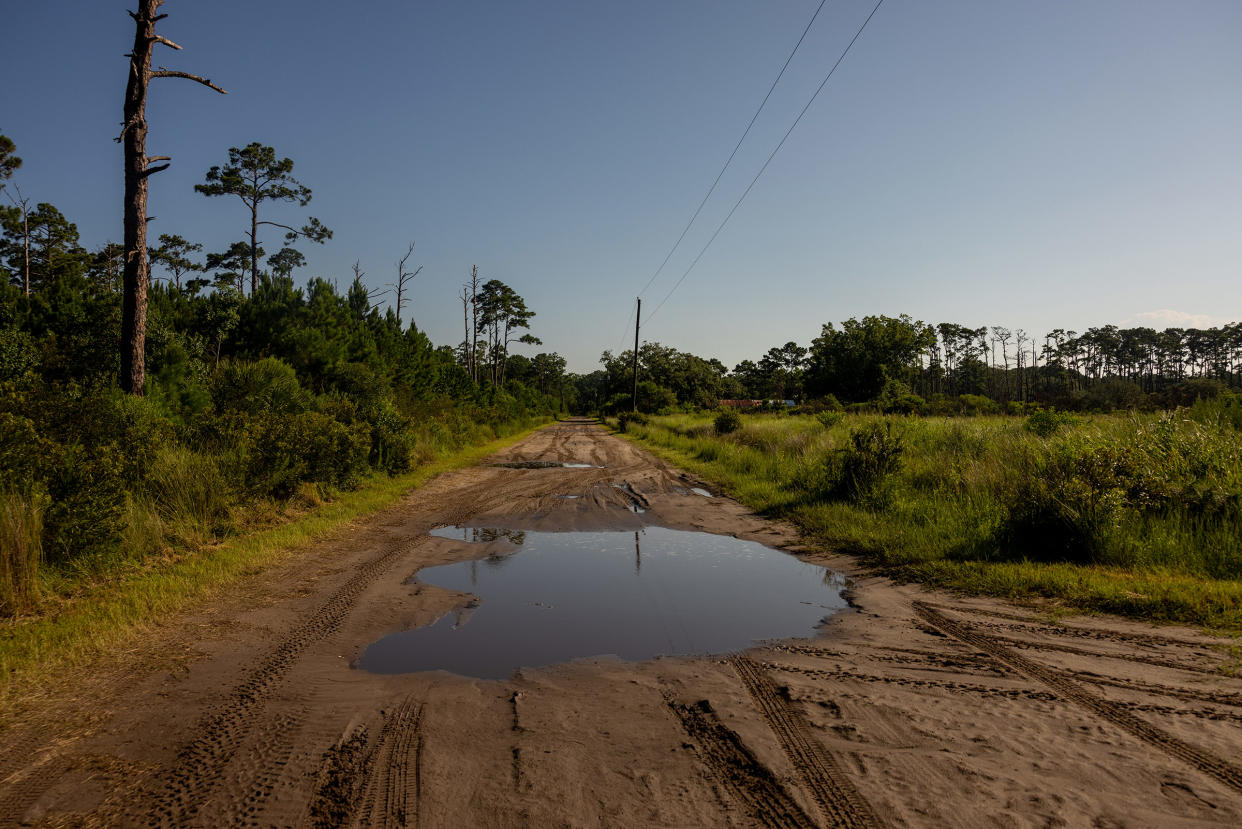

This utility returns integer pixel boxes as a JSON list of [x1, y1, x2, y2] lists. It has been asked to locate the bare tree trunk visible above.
[[119, 0, 225, 394], [249, 197, 258, 295], [120, 1, 160, 395], [20, 198, 29, 296], [460, 285, 470, 370], [469, 265, 480, 384]]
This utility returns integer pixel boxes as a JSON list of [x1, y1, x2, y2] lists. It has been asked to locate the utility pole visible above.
[[632, 297, 641, 412]]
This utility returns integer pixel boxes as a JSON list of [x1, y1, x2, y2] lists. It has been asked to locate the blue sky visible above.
[[4, 1, 1239, 372]]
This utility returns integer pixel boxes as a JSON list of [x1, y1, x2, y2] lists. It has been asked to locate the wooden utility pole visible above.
[[119, 0, 225, 394], [632, 297, 641, 412]]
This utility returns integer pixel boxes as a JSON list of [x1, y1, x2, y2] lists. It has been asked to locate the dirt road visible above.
[[3, 419, 1241, 827]]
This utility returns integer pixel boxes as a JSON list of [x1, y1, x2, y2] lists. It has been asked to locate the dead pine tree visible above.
[[119, 0, 226, 394], [468, 265, 481, 383], [459, 284, 472, 376], [393, 242, 422, 328]]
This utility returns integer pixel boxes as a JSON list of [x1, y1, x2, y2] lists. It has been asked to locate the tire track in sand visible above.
[[355, 697, 424, 829], [146, 538, 425, 827], [665, 696, 818, 829], [302, 696, 424, 829], [912, 601, 1242, 795], [729, 655, 881, 828]]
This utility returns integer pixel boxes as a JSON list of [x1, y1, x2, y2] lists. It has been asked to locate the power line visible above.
[[635, 0, 830, 301], [644, 0, 886, 326]]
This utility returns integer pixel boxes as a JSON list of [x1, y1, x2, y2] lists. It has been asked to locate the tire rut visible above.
[[665, 696, 818, 829], [356, 697, 424, 829], [729, 655, 881, 829], [145, 538, 425, 827], [912, 601, 1242, 795], [981, 632, 1221, 676]]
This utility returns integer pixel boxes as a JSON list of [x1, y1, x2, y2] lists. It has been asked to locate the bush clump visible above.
[[996, 444, 1128, 563], [617, 410, 648, 433], [819, 421, 905, 506], [815, 411, 844, 429], [1025, 407, 1077, 437], [714, 409, 742, 435]]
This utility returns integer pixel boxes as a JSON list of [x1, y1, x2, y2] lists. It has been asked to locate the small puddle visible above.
[[358, 526, 848, 679], [492, 461, 606, 469]]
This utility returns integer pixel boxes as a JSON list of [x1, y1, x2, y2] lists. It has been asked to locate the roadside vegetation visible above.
[[0, 425, 543, 710], [618, 397, 1242, 631], [0, 133, 573, 628]]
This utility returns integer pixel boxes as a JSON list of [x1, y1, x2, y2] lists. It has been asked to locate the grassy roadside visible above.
[[0, 418, 549, 710], [614, 412, 1242, 634]]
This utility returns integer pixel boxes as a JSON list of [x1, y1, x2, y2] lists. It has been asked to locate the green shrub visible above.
[[815, 411, 844, 429], [369, 398, 414, 474], [213, 357, 308, 417], [959, 394, 998, 415], [1189, 392, 1242, 431], [820, 421, 905, 506], [1025, 407, 1077, 437], [617, 410, 649, 433], [145, 447, 232, 539], [245, 410, 370, 497], [878, 379, 924, 415], [996, 443, 1128, 564], [714, 409, 742, 434], [42, 443, 126, 564]]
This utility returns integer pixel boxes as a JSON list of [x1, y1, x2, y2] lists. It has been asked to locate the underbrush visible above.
[[0, 370, 551, 618], [0, 421, 547, 706], [622, 410, 1242, 631]]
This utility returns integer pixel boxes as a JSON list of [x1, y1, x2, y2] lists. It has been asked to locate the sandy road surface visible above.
[[2, 419, 1241, 827]]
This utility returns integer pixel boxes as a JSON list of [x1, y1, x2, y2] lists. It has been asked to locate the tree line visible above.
[[576, 314, 1240, 416]]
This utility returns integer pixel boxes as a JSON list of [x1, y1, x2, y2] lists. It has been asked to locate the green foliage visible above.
[[621, 411, 1242, 629], [997, 415, 1242, 568], [805, 315, 936, 403], [958, 394, 999, 415], [996, 444, 1128, 564], [877, 378, 924, 414], [213, 357, 308, 417], [244, 410, 370, 498], [714, 409, 742, 434], [820, 421, 905, 506], [0, 328, 38, 384], [598, 343, 731, 411], [1189, 392, 1242, 431], [0, 488, 43, 615], [144, 447, 232, 541], [195, 143, 331, 292], [617, 410, 648, 433], [815, 411, 844, 428], [1025, 407, 1077, 437]]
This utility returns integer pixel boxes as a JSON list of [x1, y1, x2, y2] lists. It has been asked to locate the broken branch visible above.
[[149, 70, 227, 94]]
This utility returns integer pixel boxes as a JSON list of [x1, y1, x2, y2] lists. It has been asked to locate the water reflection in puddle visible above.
[[358, 526, 848, 679]]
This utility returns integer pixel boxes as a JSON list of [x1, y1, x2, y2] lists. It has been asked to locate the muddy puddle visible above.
[[358, 526, 848, 679]]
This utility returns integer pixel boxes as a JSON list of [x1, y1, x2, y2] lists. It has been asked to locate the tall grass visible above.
[[623, 411, 1242, 630], [0, 491, 43, 615]]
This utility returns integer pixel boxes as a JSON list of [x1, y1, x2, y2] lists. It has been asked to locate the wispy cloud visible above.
[[1123, 309, 1222, 329]]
